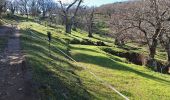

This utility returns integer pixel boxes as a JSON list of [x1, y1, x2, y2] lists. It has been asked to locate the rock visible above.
[[127, 52, 145, 66], [18, 88, 23, 91], [17, 73, 20, 76]]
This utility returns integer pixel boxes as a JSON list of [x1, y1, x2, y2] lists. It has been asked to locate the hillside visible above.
[[1, 0, 170, 99], [6, 17, 168, 99]]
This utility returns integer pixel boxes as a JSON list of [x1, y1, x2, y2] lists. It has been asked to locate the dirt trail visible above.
[[0, 26, 38, 100]]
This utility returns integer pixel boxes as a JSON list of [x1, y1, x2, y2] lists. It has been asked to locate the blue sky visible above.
[[58, 0, 129, 6]]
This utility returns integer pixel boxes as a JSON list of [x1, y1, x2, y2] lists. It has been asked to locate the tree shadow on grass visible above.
[[20, 29, 69, 49], [72, 52, 170, 85], [29, 55, 91, 100], [3, 15, 34, 22]]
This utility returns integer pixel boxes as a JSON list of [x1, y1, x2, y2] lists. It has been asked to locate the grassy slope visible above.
[[19, 22, 93, 100], [71, 45, 170, 100], [18, 20, 170, 100]]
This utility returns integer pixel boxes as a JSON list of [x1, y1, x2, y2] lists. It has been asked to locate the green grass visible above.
[[19, 21, 125, 99], [71, 45, 170, 100], [19, 22, 92, 99], [16, 19, 170, 100]]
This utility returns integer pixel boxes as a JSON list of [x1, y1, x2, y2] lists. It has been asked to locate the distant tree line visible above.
[[1, 0, 97, 37]]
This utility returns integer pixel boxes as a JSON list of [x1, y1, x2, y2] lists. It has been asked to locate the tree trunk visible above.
[[0, 5, 3, 17], [146, 38, 158, 70], [72, 23, 77, 31], [88, 25, 93, 37], [26, 14, 28, 19], [166, 45, 170, 64], [24, 6, 28, 19], [11, 9, 15, 15], [149, 38, 158, 59], [88, 30, 93, 37], [66, 23, 72, 34], [149, 46, 156, 59], [65, 17, 72, 34], [168, 50, 170, 64], [43, 11, 45, 18]]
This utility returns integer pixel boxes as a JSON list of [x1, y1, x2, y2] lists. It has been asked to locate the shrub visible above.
[[81, 39, 95, 45], [96, 41, 106, 46], [126, 52, 145, 65], [102, 48, 145, 65], [69, 39, 106, 46], [146, 59, 168, 73], [102, 48, 126, 57], [70, 38, 81, 44]]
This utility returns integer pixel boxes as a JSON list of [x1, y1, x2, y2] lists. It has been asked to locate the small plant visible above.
[[70, 38, 81, 44]]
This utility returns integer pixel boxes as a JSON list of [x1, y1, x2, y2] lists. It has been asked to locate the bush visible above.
[[69, 39, 107, 46], [96, 41, 106, 46], [81, 39, 95, 45], [102, 48, 126, 57], [70, 38, 81, 44], [146, 59, 168, 73], [69, 39, 95, 45], [126, 52, 145, 65], [102, 48, 145, 65]]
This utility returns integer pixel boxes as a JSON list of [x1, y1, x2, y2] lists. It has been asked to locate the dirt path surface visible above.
[[0, 26, 38, 100], [0, 26, 10, 36]]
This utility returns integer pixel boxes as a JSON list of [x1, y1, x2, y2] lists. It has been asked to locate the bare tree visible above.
[[109, 2, 138, 46], [20, 0, 29, 18], [116, 0, 170, 61], [38, 0, 54, 18], [109, 0, 170, 68], [86, 7, 95, 37], [30, 0, 39, 17], [59, 0, 83, 34], [0, 0, 6, 17], [7, 0, 18, 15], [134, 0, 170, 60]]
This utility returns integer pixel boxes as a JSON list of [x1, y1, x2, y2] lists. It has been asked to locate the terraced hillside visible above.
[[17, 21, 170, 100]]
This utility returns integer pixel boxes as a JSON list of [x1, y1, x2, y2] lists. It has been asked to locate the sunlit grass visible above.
[[19, 22, 92, 99], [17, 19, 170, 100], [71, 45, 170, 100]]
